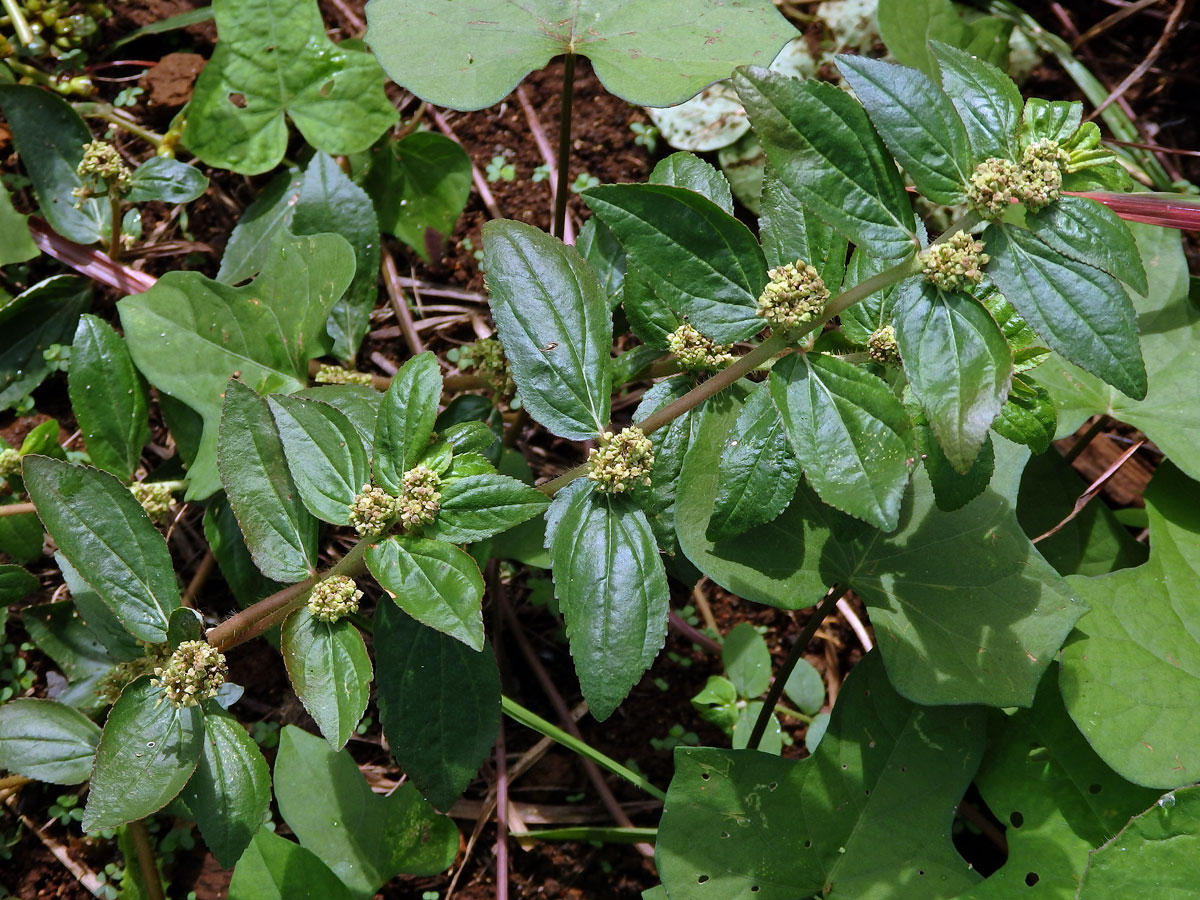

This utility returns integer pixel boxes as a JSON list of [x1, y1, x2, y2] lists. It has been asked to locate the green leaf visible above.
[[584, 183, 766, 343], [83, 676, 205, 831], [769, 353, 913, 531], [365, 536, 485, 651], [1060, 463, 1200, 788], [839, 247, 903, 346], [621, 268, 681, 351], [576, 217, 628, 305], [0, 181, 37, 266], [649, 151, 734, 214], [364, 0, 795, 109], [217, 169, 303, 286], [125, 156, 209, 204], [269, 394, 368, 526], [656, 651, 986, 900], [424, 473, 549, 544], [733, 69, 917, 259], [957, 666, 1159, 900], [837, 54, 972, 206], [0, 275, 90, 413], [992, 375, 1057, 454], [67, 314, 151, 482], [0, 564, 38, 605], [894, 278, 1013, 473], [55, 549, 142, 661], [168, 607, 205, 648], [281, 608, 372, 751], [375, 601, 501, 812], [1026, 195, 1148, 294], [372, 351, 442, 493], [203, 495, 287, 608], [708, 378, 801, 541], [361, 132, 471, 262], [722, 623, 770, 698], [119, 229, 354, 499], [22, 600, 116, 711], [24, 457, 180, 643], [878, 0, 969, 78], [677, 398, 1084, 707], [184, 0, 397, 174], [228, 828, 353, 900], [545, 481, 669, 720], [295, 384, 381, 446], [908, 398, 995, 513], [931, 40, 1023, 161], [758, 167, 847, 290], [1076, 785, 1200, 898], [483, 220, 612, 440], [292, 152, 380, 360], [0, 85, 108, 244], [181, 703, 271, 868], [0, 698, 101, 784], [985, 223, 1146, 401], [783, 658, 824, 716], [274, 725, 459, 897], [218, 380, 319, 583], [1021, 97, 1083, 146]]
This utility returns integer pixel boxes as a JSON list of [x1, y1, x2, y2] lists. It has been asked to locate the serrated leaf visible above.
[[1, 275, 90, 413], [294, 384, 381, 445], [839, 248, 903, 346], [281, 608, 372, 751], [908, 399, 995, 513], [218, 380, 318, 583], [203, 495, 286, 608], [1026, 194, 1147, 294], [181, 703, 271, 868], [837, 54, 972, 206], [22, 600, 116, 711], [878, 0, 969, 78], [545, 481, 669, 720], [67, 315, 151, 482], [1060, 463, 1200, 788], [583, 183, 766, 343], [365, 536, 485, 651], [576, 217, 627, 306], [372, 351, 441, 493], [0, 564, 38, 605], [423, 473, 549, 544], [23, 457, 179, 643], [622, 268, 681, 351], [83, 676, 204, 831], [364, 0, 795, 110], [483, 220, 612, 440], [656, 651, 986, 900], [768, 353, 912, 531], [985, 223, 1146, 401], [0, 698, 102, 784], [184, 0, 397, 174], [228, 828, 353, 900], [375, 601, 501, 812], [758, 167, 847, 290], [119, 229, 355, 499], [125, 156, 209, 204], [269, 395, 368, 525], [649, 151, 734, 213], [931, 40, 1023, 161], [1021, 98, 1083, 147], [895, 278, 1012, 473], [993, 375, 1057, 454], [274, 725, 459, 897], [734, 69, 917, 259]]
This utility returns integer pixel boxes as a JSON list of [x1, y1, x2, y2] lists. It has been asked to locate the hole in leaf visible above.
[[751, 887, 760, 893], [721, 832, 730, 839], [1010, 811, 1024, 828], [701, 772, 710, 781], [768, 782, 778, 792], [228, 92, 247, 108], [803, 840, 812, 849], [1089, 784, 1102, 794], [1025, 873, 1039, 886], [918, 870, 925, 876], [697, 875, 709, 884]]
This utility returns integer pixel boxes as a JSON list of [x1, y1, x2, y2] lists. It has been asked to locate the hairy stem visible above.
[[128, 819, 165, 900], [0, 0, 35, 45], [552, 53, 577, 241], [75, 101, 166, 149], [0, 502, 36, 517], [108, 194, 124, 261]]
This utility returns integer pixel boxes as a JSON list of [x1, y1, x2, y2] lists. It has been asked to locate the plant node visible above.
[[0, 448, 21, 478], [867, 325, 901, 365], [666, 322, 735, 371], [307, 574, 362, 622], [757, 261, 828, 334], [152, 640, 228, 708], [348, 484, 397, 537], [129, 481, 175, 522], [73, 139, 130, 201], [587, 427, 655, 494], [397, 465, 442, 532], [314, 364, 373, 386], [457, 337, 515, 397], [920, 232, 989, 292]]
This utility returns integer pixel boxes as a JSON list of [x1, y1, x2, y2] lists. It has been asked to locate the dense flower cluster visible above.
[[966, 157, 1021, 220], [756, 261, 829, 333], [967, 141, 1068, 219], [921, 232, 989, 293], [308, 575, 362, 622], [152, 640, 228, 708], [587, 427, 655, 494], [96, 642, 170, 704], [666, 323, 735, 371], [74, 140, 130, 201], [348, 484, 397, 537], [129, 481, 175, 522], [0, 448, 20, 478], [314, 364, 373, 386], [1019, 139, 1069, 211], [397, 465, 442, 532], [867, 325, 901, 365], [457, 337, 515, 397]]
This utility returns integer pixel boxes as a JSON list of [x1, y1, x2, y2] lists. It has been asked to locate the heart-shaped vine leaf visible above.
[[0, 698, 102, 785], [228, 827, 353, 900], [281, 608, 372, 751]]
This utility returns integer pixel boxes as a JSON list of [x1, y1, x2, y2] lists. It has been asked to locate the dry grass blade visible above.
[[1087, 0, 1191, 119], [1033, 438, 1147, 544]]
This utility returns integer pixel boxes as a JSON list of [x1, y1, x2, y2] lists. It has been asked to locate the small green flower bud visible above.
[[1017, 139, 1067, 211], [867, 325, 901, 365], [348, 484, 397, 537], [74, 140, 131, 201], [96, 642, 170, 704], [129, 481, 175, 522], [920, 232, 989, 293], [587, 427, 655, 494], [757, 261, 829, 334], [396, 465, 442, 532], [152, 640, 227, 708], [308, 575, 362, 622], [0, 448, 21, 478], [457, 337, 515, 397], [666, 323, 735, 371], [966, 157, 1020, 220], [314, 364, 373, 387]]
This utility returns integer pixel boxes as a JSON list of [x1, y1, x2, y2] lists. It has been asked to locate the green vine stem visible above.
[[75, 101, 167, 150], [552, 52, 577, 241], [0, 0, 36, 47], [746, 584, 848, 752], [128, 819, 166, 900], [501, 695, 667, 802]]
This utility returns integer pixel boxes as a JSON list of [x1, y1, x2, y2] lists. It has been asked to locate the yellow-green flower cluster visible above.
[[666, 323, 735, 371], [587, 427, 655, 494], [756, 261, 829, 334], [130, 481, 175, 522], [0, 448, 21, 478], [308, 575, 362, 622], [1019, 139, 1069, 211], [348, 484, 397, 537], [314, 364, 373, 387], [74, 140, 130, 201], [96, 642, 170, 704], [966, 157, 1021, 220], [458, 337, 515, 397], [397, 465, 441, 532], [152, 640, 228, 708], [921, 232, 989, 293], [967, 141, 1068, 220], [867, 325, 901, 365]]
